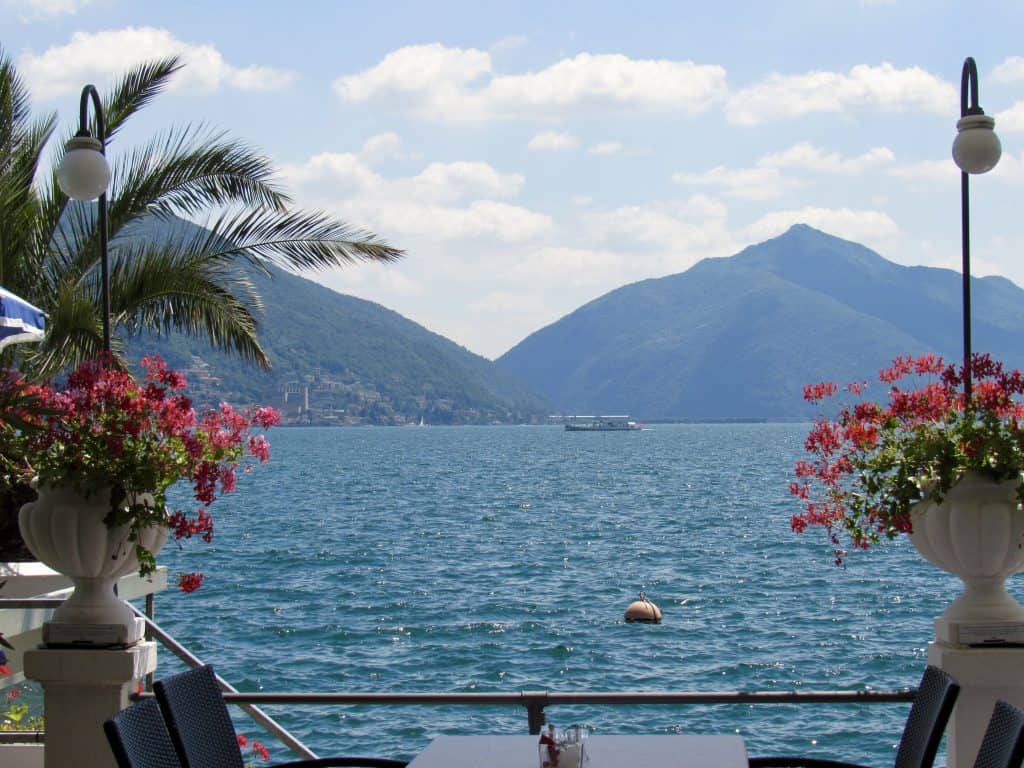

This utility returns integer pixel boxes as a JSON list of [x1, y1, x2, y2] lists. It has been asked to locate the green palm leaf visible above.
[[0, 47, 404, 381]]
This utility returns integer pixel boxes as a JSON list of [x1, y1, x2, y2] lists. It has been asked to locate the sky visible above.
[[4, 0, 1024, 360]]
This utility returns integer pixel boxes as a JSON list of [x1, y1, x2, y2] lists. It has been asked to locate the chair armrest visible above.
[[272, 757, 408, 768], [749, 757, 871, 768]]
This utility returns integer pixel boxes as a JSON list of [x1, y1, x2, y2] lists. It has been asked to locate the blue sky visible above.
[[4, 1, 1024, 358]]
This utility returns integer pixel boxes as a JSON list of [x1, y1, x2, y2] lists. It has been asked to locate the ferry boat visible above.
[[563, 415, 642, 431]]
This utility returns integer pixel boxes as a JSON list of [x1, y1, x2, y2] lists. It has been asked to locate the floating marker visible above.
[[624, 592, 662, 623]]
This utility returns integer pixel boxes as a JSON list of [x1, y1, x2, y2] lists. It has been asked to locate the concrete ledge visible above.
[[0, 744, 45, 768]]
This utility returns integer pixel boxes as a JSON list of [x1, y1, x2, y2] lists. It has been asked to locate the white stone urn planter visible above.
[[18, 484, 168, 631], [908, 471, 1024, 623]]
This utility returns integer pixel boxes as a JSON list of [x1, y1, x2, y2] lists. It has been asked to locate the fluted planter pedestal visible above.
[[908, 471, 1024, 644], [18, 485, 167, 647], [910, 472, 1024, 768]]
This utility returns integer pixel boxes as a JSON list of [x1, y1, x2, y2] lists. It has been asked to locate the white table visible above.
[[407, 734, 748, 768]]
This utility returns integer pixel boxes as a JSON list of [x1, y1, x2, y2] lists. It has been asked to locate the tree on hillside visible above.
[[0, 48, 403, 380]]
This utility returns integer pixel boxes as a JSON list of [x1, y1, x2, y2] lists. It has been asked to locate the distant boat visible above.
[[563, 415, 641, 431]]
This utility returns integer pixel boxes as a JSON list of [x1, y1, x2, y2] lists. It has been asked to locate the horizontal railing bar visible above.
[[126, 606, 318, 761], [0, 598, 65, 608], [0, 731, 45, 744], [132, 689, 915, 706]]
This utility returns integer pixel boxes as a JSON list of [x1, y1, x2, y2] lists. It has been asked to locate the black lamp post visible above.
[[56, 85, 112, 353], [951, 57, 1002, 403]]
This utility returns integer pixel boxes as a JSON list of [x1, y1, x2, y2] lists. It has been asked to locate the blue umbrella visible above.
[[0, 285, 46, 351]]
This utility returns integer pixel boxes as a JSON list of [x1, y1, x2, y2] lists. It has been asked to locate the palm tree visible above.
[[0, 47, 403, 381]]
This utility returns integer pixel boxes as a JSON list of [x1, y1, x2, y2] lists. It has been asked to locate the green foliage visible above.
[[0, 44, 402, 382], [792, 354, 1024, 561], [121, 219, 550, 424]]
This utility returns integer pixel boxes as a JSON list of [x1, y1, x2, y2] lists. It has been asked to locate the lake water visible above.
[[155, 423, 997, 764]]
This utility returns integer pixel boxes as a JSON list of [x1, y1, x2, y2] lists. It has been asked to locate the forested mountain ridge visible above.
[[497, 224, 1024, 420], [123, 217, 550, 425]]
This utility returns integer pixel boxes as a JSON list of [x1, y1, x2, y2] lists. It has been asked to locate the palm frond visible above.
[[108, 124, 289, 233], [22, 283, 111, 381], [111, 239, 269, 367], [4, 51, 405, 382], [0, 47, 33, 165], [101, 57, 183, 144], [202, 207, 406, 272]]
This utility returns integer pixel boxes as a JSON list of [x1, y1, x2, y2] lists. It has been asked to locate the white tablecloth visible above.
[[407, 734, 749, 768]]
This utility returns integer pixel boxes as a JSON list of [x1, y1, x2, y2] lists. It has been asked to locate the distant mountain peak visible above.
[[775, 222, 854, 246], [498, 227, 1024, 420]]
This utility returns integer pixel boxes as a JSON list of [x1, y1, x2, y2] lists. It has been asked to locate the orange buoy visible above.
[[624, 592, 662, 623]]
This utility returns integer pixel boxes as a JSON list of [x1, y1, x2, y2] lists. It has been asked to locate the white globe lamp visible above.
[[953, 113, 1002, 175], [56, 134, 110, 201]]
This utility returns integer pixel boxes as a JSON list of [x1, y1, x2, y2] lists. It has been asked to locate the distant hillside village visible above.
[[276, 367, 447, 426], [177, 356, 501, 426]]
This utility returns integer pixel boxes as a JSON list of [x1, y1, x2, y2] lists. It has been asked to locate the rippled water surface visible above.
[[156, 424, 996, 764]]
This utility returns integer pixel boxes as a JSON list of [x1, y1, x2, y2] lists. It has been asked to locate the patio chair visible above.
[[104, 696, 183, 768], [973, 700, 1024, 768], [153, 664, 407, 768], [749, 665, 959, 768]]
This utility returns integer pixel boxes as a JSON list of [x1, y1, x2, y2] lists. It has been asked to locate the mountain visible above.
[[122, 219, 550, 425], [496, 224, 1024, 421]]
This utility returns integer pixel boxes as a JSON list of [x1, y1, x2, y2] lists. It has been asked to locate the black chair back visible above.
[[104, 696, 184, 768], [974, 700, 1024, 768], [155, 664, 245, 768], [893, 665, 961, 768], [155, 664, 408, 768]]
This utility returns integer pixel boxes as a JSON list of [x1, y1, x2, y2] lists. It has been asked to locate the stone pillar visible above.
[[24, 643, 157, 768], [927, 642, 1024, 768]]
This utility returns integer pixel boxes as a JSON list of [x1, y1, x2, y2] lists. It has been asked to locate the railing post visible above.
[[522, 691, 547, 734], [144, 593, 155, 692]]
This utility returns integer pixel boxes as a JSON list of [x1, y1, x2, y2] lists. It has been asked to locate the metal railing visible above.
[[210, 687, 918, 738], [0, 597, 919, 758]]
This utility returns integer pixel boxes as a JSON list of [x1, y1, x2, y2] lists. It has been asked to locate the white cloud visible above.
[[409, 161, 524, 201], [333, 43, 491, 105], [744, 207, 900, 250], [327, 265, 425, 298], [673, 165, 800, 201], [503, 246, 627, 285], [490, 35, 528, 54], [681, 194, 730, 220], [887, 159, 959, 182], [468, 291, 551, 318], [991, 150, 1024, 184], [993, 56, 1024, 84], [360, 132, 404, 162], [334, 44, 728, 122], [589, 141, 623, 156], [283, 151, 548, 244], [759, 142, 894, 173], [998, 101, 1024, 133], [280, 152, 384, 197], [586, 198, 731, 253], [727, 63, 955, 124], [283, 153, 523, 204], [370, 200, 551, 242], [528, 131, 581, 151], [675, 143, 895, 200], [18, 27, 297, 99]]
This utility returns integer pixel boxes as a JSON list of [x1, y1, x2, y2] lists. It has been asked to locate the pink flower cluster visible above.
[[2, 354, 280, 591], [237, 733, 271, 762], [791, 353, 1024, 563]]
